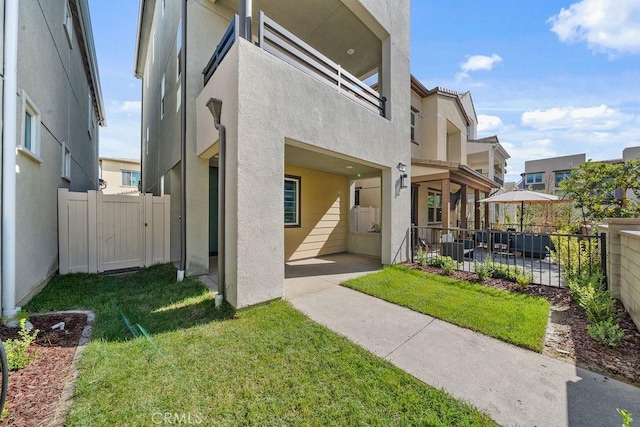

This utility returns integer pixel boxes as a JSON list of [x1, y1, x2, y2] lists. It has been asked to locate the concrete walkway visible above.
[[285, 254, 640, 427]]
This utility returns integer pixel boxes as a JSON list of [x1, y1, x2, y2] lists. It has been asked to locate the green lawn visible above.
[[343, 266, 550, 352], [25, 264, 494, 426]]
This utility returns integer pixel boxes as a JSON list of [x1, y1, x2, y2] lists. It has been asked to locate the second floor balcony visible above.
[[203, 2, 387, 117]]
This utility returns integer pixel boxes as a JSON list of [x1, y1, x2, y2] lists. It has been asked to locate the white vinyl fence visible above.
[[58, 189, 170, 274], [351, 206, 381, 233]]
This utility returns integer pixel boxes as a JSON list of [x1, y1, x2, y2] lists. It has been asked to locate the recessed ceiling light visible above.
[[346, 165, 354, 169], [347, 48, 355, 55]]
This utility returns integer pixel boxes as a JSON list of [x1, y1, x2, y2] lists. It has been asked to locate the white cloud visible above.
[[548, 0, 640, 56], [521, 104, 631, 131], [501, 140, 559, 182], [113, 100, 141, 115], [477, 114, 505, 134], [456, 54, 503, 80]]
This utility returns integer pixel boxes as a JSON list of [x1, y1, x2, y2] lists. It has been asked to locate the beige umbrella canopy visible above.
[[478, 190, 572, 231]]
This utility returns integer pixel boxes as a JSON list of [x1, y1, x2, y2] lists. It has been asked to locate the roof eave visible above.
[[134, 0, 156, 79], [77, 0, 107, 126]]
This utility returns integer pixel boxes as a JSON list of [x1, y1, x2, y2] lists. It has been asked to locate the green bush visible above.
[[588, 319, 627, 347], [488, 262, 533, 283], [473, 257, 492, 282], [416, 247, 427, 267], [425, 256, 458, 276], [515, 274, 531, 289], [4, 318, 39, 371], [550, 233, 601, 282]]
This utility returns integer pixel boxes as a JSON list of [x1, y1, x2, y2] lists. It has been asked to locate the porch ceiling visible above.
[[217, 0, 381, 77], [285, 144, 379, 178]]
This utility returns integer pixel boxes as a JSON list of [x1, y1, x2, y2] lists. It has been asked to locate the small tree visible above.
[[559, 159, 640, 223]]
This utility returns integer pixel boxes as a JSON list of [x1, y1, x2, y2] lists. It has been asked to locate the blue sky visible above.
[[92, 0, 640, 182]]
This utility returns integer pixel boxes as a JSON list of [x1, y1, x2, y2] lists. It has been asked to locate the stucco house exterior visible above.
[[135, 0, 411, 308], [0, 0, 105, 318], [99, 157, 141, 195]]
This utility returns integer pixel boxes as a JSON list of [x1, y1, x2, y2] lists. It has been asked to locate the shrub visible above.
[[4, 318, 39, 371], [425, 256, 458, 276], [416, 247, 427, 267], [515, 274, 531, 289], [550, 233, 601, 282], [474, 257, 492, 282], [488, 262, 532, 283], [588, 319, 627, 347]]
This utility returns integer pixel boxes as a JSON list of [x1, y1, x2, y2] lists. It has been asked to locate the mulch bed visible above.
[[408, 263, 640, 387], [0, 313, 87, 426]]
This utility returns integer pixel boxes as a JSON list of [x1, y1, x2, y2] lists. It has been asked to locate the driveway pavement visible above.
[[285, 254, 640, 427]]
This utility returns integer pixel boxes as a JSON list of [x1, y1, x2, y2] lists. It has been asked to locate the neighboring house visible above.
[[135, 0, 411, 308], [522, 153, 585, 194], [355, 77, 510, 230], [522, 146, 640, 196], [0, 0, 105, 318], [99, 157, 141, 195], [409, 78, 504, 229]]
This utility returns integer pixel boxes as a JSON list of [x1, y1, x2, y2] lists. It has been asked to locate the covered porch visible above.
[[411, 159, 498, 230]]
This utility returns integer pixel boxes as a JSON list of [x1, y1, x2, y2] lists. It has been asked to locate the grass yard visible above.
[[25, 264, 494, 426], [343, 266, 550, 352]]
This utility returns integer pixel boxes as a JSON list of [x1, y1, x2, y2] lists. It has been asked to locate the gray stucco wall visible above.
[[142, 0, 411, 307], [14, 0, 100, 304]]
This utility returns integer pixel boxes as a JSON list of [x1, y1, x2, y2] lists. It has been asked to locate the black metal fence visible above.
[[411, 225, 606, 288]]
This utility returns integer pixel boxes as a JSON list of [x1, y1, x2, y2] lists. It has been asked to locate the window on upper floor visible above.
[[62, 142, 71, 180], [555, 171, 571, 187], [63, 0, 73, 47], [122, 170, 141, 187], [20, 91, 42, 161], [176, 21, 183, 82], [161, 74, 166, 119], [410, 112, 415, 142], [525, 172, 544, 185], [284, 176, 301, 227]]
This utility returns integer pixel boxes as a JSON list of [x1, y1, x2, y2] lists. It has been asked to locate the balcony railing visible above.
[[203, 15, 239, 85], [259, 12, 385, 116], [202, 13, 386, 117]]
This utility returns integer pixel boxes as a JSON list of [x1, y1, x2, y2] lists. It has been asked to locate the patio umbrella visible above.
[[478, 190, 572, 231]]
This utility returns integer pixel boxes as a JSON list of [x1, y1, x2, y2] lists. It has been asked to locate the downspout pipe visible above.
[[2, 0, 19, 319], [177, 0, 188, 281]]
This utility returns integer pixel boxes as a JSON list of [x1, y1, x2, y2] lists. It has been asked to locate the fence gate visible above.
[[58, 189, 171, 274]]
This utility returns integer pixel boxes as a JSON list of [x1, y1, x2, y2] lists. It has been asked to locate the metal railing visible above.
[[202, 13, 387, 117], [203, 15, 239, 85], [258, 12, 386, 116], [411, 225, 606, 288]]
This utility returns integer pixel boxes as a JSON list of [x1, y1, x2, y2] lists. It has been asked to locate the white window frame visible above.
[[63, 0, 73, 48], [161, 74, 166, 119], [121, 170, 141, 188], [284, 175, 301, 227], [20, 90, 42, 162], [61, 142, 71, 180]]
